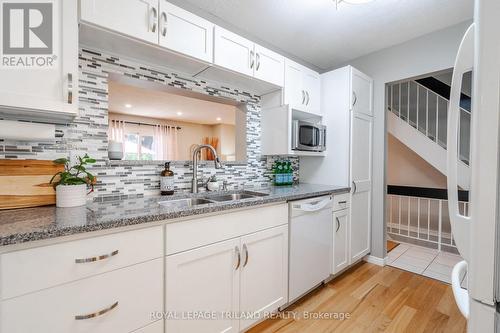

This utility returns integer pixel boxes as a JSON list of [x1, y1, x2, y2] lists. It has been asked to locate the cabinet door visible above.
[[303, 69, 321, 114], [166, 238, 240, 333], [214, 26, 254, 77], [351, 67, 373, 116], [333, 209, 350, 274], [0, 259, 163, 333], [158, 1, 214, 63], [239, 225, 288, 331], [0, 0, 78, 117], [254, 44, 284, 87], [80, 0, 158, 44], [284, 60, 305, 111], [350, 112, 373, 263]]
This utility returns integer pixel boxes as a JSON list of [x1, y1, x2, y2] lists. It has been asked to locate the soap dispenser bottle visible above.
[[160, 162, 175, 195]]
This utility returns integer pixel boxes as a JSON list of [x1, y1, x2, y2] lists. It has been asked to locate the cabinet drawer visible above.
[[333, 193, 350, 211], [1, 226, 163, 300], [0, 259, 163, 333], [166, 204, 288, 255]]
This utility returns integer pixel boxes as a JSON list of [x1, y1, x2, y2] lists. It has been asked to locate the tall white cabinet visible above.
[[300, 65, 373, 267]]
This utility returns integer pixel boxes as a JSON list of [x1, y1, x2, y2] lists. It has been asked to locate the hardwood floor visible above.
[[247, 262, 467, 333]]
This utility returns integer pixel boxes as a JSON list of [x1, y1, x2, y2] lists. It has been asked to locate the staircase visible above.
[[387, 80, 471, 189]]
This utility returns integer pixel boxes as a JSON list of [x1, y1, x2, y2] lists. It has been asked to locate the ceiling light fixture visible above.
[[176, 111, 183, 116], [216, 117, 222, 121], [125, 104, 132, 108], [334, 0, 374, 9]]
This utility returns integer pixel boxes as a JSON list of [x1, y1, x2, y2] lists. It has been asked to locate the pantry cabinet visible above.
[[213, 26, 284, 87], [0, 0, 78, 122], [284, 59, 321, 114], [158, 0, 214, 63]]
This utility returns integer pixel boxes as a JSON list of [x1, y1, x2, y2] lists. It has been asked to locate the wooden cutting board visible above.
[[0, 160, 64, 210]]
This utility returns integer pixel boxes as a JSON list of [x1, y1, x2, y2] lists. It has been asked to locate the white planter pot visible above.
[[56, 184, 88, 208]]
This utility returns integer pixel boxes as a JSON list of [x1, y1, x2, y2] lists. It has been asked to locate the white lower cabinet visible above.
[[239, 226, 288, 331], [0, 259, 163, 333], [166, 238, 241, 333], [166, 224, 289, 333], [332, 208, 350, 274]]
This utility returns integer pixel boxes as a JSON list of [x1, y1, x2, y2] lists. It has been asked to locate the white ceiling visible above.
[[174, 0, 473, 71], [108, 81, 236, 125]]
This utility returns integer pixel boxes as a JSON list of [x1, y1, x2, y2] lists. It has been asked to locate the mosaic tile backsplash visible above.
[[0, 48, 299, 200]]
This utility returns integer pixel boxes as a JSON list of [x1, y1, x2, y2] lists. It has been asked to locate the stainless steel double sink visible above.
[[158, 191, 269, 209]]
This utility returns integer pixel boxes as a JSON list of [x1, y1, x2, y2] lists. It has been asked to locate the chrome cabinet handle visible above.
[[160, 11, 167, 37], [256, 53, 261, 71], [306, 91, 310, 105], [151, 7, 158, 33], [302, 90, 306, 105], [67, 73, 73, 104], [250, 50, 255, 69], [336, 217, 341, 232], [75, 250, 119, 264], [235, 246, 241, 270], [75, 301, 118, 320], [352, 181, 357, 194], [242, 244, 249, 267], [338, 201, 347, 204], [352, 91, 358, 108]]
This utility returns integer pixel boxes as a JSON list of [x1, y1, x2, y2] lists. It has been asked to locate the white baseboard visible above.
[[363, 255, 387, 266]]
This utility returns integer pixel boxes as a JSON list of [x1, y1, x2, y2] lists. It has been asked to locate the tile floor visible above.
[[387, 242, 465, 284]]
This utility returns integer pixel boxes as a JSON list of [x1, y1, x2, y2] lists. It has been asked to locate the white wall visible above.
[[387, 134, 447, 188], [343, 21, 472, 259]]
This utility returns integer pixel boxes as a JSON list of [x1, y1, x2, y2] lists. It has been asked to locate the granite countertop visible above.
[[0, 183, 349, 247]]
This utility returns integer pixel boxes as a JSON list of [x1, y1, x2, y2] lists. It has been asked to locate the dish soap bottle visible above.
[[160, 162, 175, 195]]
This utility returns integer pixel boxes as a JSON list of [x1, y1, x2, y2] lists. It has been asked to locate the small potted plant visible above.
[[206, 175, 220, 192], [50, 154, 97, 208]]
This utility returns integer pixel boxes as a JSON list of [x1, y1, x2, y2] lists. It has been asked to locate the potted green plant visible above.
[[206, 174, 220, 191], [50, 154, 97, 208]]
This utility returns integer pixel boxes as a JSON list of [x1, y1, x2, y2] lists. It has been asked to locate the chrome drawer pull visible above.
[[75, 250, 119, 264], [75, 301, 118, 320], [336, 217, 341, 232], [338, 201, 347, 204]]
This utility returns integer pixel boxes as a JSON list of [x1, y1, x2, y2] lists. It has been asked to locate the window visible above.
[[124, 132, 156, 161]]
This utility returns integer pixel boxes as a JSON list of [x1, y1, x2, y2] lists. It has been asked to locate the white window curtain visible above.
[[154, 125, 179, 160], [109, 119, 125, 142]]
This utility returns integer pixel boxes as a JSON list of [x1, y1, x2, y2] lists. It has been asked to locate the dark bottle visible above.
[[160, 162, 175, 195]]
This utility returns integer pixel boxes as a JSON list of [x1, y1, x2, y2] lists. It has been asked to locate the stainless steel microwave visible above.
[[292, 120, 326, 152]]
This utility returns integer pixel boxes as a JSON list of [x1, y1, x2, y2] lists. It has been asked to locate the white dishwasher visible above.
[[289, 195, 333, 303]]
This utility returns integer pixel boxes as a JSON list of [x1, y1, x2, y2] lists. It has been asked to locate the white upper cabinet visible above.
[[158, 1, 214, 63], [351, 68, 373, 116], [214, 26, 254, 77], [213, 26, 284, 87], [284, 60, 320, 114], [253, 44, 285, 87], [303, 69, 321, 114], [0, 0, 78, 122], [80, 0, 159, 44]]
